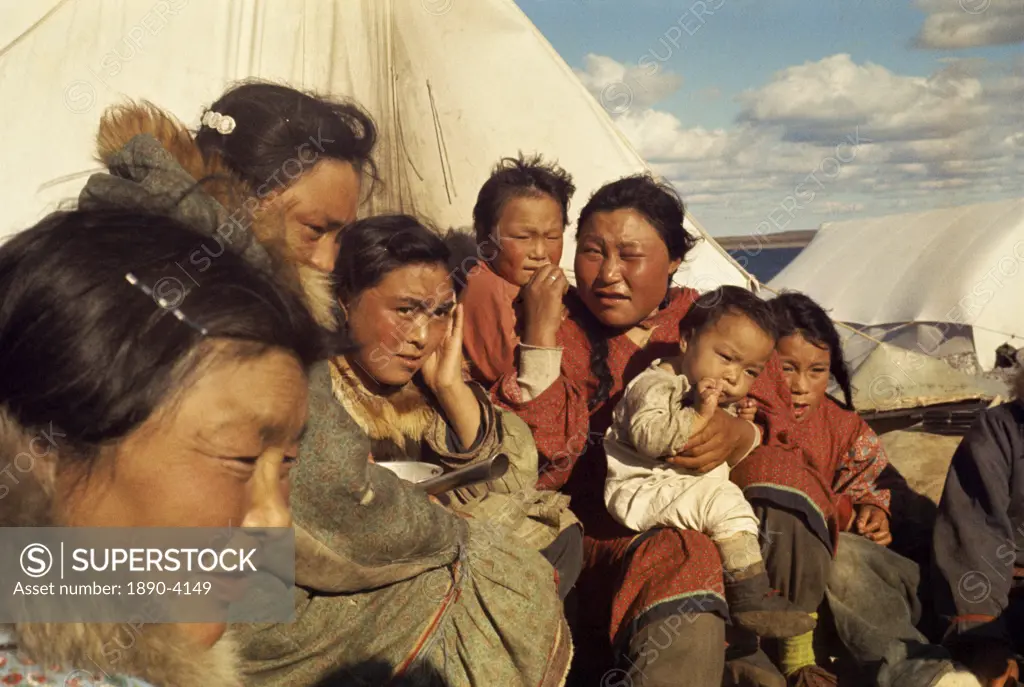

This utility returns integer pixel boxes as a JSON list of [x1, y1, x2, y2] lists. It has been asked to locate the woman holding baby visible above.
[[477, 173, 901, 687], [484, 173, 793, 686]]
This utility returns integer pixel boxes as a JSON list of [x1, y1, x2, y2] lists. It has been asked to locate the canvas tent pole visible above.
[[0, 0, 73, 59], [971, 324, 1024, 342]]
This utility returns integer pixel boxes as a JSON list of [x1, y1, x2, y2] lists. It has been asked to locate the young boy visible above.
[[459, 153, 575, 386], [604, 285, 816, 638]]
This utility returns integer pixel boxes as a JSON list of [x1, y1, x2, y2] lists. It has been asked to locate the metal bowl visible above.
[[378, 461, 444, 484]]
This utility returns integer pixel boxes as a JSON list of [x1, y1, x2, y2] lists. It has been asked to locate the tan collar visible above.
[[328, 357, 437, 450]]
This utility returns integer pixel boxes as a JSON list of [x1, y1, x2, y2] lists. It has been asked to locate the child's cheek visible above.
[[495, 246, 528, 283], [506, 245, 529, 270]]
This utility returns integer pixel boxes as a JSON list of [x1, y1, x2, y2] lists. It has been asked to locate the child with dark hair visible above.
[[328, 213, 582, 603], [734, 290, 893, 683], [460, 153, 576, 385], [768, 291, 891, 542], [603, 285, 816, 638]]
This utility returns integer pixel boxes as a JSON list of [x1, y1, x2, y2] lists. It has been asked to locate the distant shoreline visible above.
[[713, 229, 817, 251]]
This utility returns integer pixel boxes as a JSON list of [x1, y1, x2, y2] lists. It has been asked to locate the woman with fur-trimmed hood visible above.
[[0, 207, 323, 687], [320, 213, 581, 595], [73, 81, 575, 687]]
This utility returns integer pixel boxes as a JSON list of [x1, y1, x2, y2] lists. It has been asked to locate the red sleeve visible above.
[[461, 270, 519, 386], [748, 352, 795, 445], [492, 321, 594, 491]]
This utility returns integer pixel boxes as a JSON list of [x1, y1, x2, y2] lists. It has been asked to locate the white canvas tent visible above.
[[0, 0, 751, 291], [770, 198, 1024, 370]]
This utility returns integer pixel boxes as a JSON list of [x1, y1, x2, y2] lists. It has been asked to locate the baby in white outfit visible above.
[[604, 286, 815, 638]]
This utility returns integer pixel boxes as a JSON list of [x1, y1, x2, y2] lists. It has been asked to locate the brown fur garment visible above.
[[327, 357, 437, 460], [93, 102, 337, 330]]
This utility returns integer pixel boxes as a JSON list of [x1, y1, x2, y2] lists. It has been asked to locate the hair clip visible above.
[[125, 272, 209, 336], [201, 109, 236, 135]]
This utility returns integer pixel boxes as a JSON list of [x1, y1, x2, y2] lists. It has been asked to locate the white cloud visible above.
[[914, 0, 1024, 49], [812, 201, 867, 215], [1004, 132, 1024, 146], [585, 53, 1023, 236], [613, 109, 733, 162], [573, 53, 684, 111], [736, 54, 987, 143], [681, 193, 734, 205], [915, 177, 975, 189]]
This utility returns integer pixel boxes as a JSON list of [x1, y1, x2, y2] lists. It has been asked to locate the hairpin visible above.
[[125, 272, 209, 336], [201, 109, 236, 135]]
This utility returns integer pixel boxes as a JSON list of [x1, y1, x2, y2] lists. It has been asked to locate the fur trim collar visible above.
[[92, 102, 336, 330], [0, 409, 242, 687], [327, 357, 436, 455], [4, 625, 241, 687]]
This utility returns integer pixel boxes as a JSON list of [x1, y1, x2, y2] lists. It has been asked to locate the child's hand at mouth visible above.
[[736, 398, 758, 423]]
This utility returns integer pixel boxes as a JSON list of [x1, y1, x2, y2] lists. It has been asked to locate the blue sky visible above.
[[518, 0, 1024, 236]]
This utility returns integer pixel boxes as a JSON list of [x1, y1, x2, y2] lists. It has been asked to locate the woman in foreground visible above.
[[0, 208, 321, 686], [82, 81, 574, 686]]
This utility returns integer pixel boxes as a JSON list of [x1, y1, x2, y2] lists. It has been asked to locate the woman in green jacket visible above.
[[82, 81, 574, 687]]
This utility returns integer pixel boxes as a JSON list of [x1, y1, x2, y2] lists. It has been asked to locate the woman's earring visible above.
[[332, 301, 356, 354]]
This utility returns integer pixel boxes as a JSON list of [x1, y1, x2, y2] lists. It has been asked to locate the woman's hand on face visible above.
[[421, 303, 468, 394], [521, 264, 569, 349], [854, 504, 892, 547], [423, 304, 484, 449], [667, 408, 751, 473]]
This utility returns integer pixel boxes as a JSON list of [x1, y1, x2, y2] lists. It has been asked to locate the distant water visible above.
[[728, 247, 805, 283]]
